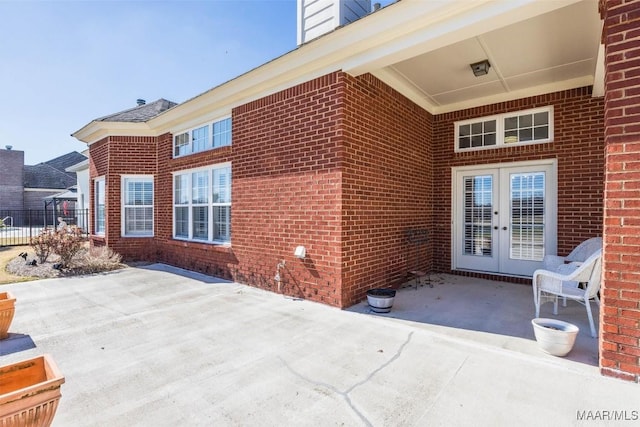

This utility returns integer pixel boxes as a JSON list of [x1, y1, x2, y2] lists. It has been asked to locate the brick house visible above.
[[73, 0, 640, 382]]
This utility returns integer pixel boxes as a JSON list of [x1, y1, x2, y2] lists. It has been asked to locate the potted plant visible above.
[[366, 288, 396, 313], [531, 318, 579, 357], [0, 291, 16, 340], [0, 354, 65, 427]]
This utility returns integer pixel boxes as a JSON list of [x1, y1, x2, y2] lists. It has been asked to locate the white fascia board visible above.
[[24, 188, 65, 192], [98, 0, 585, 136], [432, 75, 594, 115], [71, 121, 155, 145], [65, 159, 90, 173], [343, 0, 584, 76], [149, 1, 491, 133], [592, 43, 605, 98]]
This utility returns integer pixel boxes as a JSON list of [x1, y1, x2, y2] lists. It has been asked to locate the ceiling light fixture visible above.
[[470, 60, 491, 77]]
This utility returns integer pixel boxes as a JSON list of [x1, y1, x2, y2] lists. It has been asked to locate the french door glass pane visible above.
[[463, 175, 493, 256], [510, 173, 545, 261]]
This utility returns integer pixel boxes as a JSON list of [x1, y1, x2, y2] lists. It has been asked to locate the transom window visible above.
[[122, 176, 154, 237], [455, 106, 553, 152], [173, 117, 232, 157], [173, 164, 231, 244]]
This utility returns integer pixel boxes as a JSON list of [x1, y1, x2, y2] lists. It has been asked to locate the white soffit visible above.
[[150, 0, 599, 131], [364, 0, 601, 114]]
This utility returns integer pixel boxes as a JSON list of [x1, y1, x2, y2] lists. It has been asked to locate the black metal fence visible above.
[[0, 209, 89, 246]]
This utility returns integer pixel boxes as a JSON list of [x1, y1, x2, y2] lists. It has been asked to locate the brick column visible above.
[[601, 0, 640, 382]]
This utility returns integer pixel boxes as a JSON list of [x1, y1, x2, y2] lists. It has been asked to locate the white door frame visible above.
[[451, 159, 558, 277]]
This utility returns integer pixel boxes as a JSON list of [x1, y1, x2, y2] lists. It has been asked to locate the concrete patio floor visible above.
[[347, 273, 600, 368], [0, 265, 637, 426]]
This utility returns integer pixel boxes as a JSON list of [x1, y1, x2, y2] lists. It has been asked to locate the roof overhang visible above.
[[73, 0, 603, 142], [65, 158, 89, 172], [71, 121, 157, 145]]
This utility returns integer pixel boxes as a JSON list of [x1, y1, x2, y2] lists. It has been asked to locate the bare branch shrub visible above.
[[30, 228, 56, 264]]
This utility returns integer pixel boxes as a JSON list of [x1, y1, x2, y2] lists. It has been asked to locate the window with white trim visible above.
[[455, 106, 553, 152], [173, 117, 232, 157], [173, 164, 231, 243], [122, 176, 154, 237], [94, 177, 105, 235]]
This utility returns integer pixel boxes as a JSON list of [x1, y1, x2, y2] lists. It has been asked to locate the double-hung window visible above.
[[122, 176, 154, 237], [173, 164, 231, 244], [173, 117, 232, 157], [455, 106, 553, 152], [94, 177, 105, 235]]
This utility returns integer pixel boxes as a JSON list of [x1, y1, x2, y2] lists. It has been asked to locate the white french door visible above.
[[452, 160, 557, 277]]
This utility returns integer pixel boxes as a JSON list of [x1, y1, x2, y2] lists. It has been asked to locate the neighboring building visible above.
[[72, 0, 640, 382], [65, 154, 90, 230], [0, 147, 87, 214], [0, 146, 24, 211]]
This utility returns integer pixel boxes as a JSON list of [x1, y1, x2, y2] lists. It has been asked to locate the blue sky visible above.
[[0, 0, 304, 165]]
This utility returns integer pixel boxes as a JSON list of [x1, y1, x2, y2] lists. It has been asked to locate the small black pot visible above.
[[366, 288, 396, 313], [366, 289, 396, 298]]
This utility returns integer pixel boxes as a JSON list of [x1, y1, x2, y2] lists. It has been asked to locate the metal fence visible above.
[[0, 209, 89, 246]]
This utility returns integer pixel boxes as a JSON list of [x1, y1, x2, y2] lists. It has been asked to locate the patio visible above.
[[2, 265, 632, 426], [347, 273, 599, 368]]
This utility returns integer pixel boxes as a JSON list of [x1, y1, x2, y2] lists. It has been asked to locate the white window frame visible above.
[[121, 175, 154, 237], [94, 177, 105, 236], [173, 116, 232, 158], [172, 162, 231, 244], [454, 106, 554, 152]]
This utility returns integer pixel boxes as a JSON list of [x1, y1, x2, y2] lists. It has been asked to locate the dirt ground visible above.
[[0, 246, 36, 285]]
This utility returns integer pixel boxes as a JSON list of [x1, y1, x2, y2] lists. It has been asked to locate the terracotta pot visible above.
[[0, 291, 16, 340], [0, 354, 65, 427]]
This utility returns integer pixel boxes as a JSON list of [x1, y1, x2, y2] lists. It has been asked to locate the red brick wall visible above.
[[149, 74, 344, 305], [228, 73, 343, 305], [601, 0, 640, 382], [88, 72, 432, 308], [88, 135, 159, 257], [340, 73, 433, 306], [432, 88, 605, 276]]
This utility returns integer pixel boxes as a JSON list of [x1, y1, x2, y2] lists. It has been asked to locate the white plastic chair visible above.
[[532, 249, 603, 338], [542, 237, 602, 306], [542, 237, 602, 270]]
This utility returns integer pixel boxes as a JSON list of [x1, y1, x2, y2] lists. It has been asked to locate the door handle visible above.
[[502, 226, 508, 230], [494, 226, 498, 230]]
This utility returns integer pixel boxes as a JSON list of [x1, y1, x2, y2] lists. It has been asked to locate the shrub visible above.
[[30, 228, 56, 263], [72, 246, 123, 274], [52, 225, 85, 268], [30, 225, 85, 267]]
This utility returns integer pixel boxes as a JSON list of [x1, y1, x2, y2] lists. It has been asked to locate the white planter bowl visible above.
[[531, 318, 579, 357]]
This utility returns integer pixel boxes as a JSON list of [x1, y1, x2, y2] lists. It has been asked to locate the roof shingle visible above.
[[95, 99, 177, 123]]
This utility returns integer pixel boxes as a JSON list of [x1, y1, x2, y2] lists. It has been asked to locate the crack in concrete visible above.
[[279, 331, 414, 427]]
